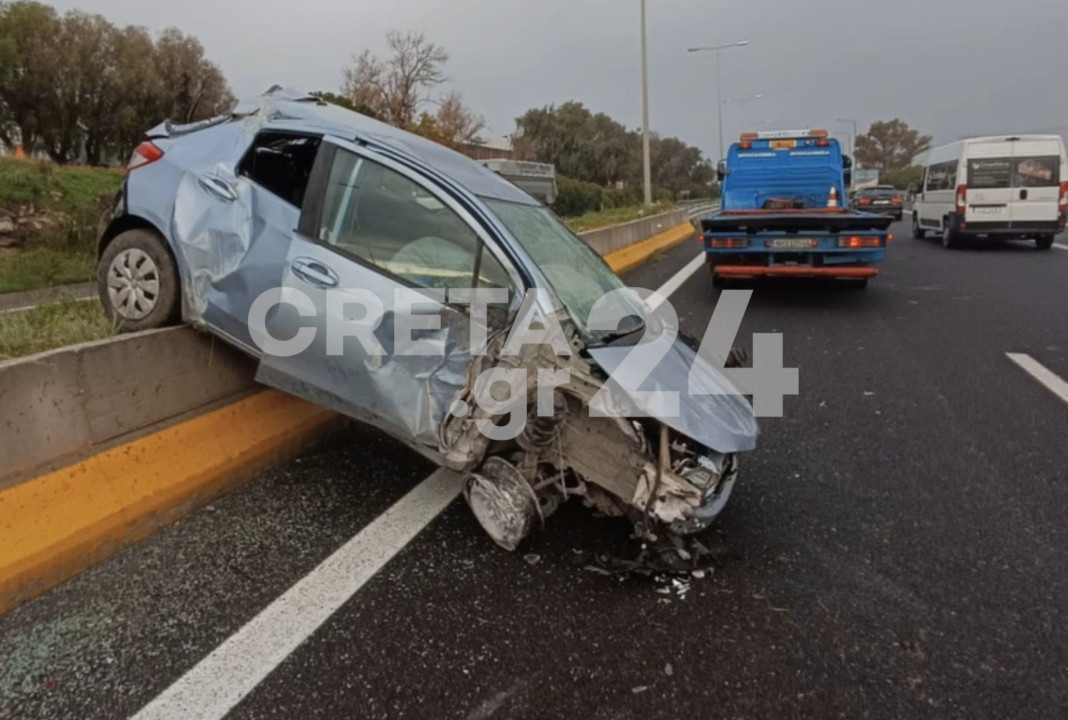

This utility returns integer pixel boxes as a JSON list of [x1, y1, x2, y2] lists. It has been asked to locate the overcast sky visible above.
[[49, 0, 1068, 160]]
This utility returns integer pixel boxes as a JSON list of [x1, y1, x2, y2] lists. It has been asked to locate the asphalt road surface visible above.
[[3, 223, 1068, 720]]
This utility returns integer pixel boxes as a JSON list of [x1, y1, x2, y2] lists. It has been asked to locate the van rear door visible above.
[[964, 141, 1014, 226], [1008, 137, 1062, 227]]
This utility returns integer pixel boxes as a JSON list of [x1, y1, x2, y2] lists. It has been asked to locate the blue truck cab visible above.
[[700, 129, 893, 287]]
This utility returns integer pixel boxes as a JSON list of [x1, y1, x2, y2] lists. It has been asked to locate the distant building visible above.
[[458, 136, 515, 161], [478, 159, 557, 205]]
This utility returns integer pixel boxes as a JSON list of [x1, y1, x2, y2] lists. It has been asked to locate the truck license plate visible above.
[[772, 238, 815, 249]]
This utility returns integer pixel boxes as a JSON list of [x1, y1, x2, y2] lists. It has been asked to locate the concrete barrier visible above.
[[0, 327, 257, 489], [579, 208, 692, 257]]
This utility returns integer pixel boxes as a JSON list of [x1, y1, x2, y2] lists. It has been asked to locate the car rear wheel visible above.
[[98, 229, 181, 332], [912, 215, 926, 240], [1035, 235, 1054, 250], [941, 222, 959, 249]]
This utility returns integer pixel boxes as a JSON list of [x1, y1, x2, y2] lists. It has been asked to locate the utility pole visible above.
[[838, 117, 858, 192], [688, 40, 749, 164], [640, 0, 652, 206]]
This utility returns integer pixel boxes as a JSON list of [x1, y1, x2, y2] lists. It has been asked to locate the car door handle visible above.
[[197, 174, 239, 202], [290, 258, 339, 288]]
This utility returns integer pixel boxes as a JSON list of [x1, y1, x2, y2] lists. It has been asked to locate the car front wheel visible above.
[[98, 228, 181, 331], [912, 215, 926, 240]]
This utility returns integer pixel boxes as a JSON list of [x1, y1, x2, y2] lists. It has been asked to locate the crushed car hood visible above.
[[586, 337, 758, 454]]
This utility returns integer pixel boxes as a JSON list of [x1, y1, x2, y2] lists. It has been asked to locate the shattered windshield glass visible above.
[[482, 199, 648, 339]]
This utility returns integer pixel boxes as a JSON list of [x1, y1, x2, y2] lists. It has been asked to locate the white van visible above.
[[911, 135, 1067, 249]]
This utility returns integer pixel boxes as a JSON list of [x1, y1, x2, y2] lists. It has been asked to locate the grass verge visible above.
[[0, 298, 117, 361], [0, 157, 122, 295], [565, 202, 674, 234]]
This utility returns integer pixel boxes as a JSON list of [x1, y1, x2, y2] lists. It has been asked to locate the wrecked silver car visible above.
[[97, 88, 757, 558]]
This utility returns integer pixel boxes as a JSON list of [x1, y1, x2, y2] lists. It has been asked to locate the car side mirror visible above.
[[843, 169, 852, 187], [716, 159, 729, 182], [906, 182, 919, 194]]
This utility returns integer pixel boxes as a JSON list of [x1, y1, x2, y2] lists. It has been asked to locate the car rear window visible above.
[[967, 156, 1060, 189]]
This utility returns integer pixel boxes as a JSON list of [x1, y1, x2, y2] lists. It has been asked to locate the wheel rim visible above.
[[106, 248, 160, 321]]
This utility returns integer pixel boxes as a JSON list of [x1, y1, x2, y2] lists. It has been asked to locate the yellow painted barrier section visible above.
[[0, 390, 337, 614], [603, 222, 697, 274]]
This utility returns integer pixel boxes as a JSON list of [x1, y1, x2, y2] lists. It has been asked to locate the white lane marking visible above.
[[132, 469, 464, 720], [135, 257, 706, 719], [1006, 353, 1068, 405], [1054, 243, 1068, 251], [647, 253, 705, 311]]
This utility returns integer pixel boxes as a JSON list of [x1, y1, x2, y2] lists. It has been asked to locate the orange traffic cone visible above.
[[12, 144, 27, 160], [827, 185, 839, 209]]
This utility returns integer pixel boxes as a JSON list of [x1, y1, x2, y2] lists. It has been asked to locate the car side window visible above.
[[925, 161, 957, 192], [238, 132, 322, 207], [316, 148, 513, 293]]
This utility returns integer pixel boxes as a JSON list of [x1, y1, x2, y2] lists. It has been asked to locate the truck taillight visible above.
[[1059, 181, 1067, 210], [709, 237, 750, 249], [956, 184, 968, 212], [126, 141, 163, 174], [838, 235, 882, 249]]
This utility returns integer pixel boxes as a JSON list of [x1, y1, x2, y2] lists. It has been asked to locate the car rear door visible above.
[[254, 136, 521, 447], [963, 142, 1014, 227], [1008, 137, 1062, 227]]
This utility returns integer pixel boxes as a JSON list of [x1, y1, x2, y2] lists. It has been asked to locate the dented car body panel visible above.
[[104, 87, 759, 548]]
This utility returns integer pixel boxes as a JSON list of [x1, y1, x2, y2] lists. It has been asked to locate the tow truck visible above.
[[699, 129, 894, 288]]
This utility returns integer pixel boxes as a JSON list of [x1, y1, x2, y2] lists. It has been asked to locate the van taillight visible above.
[[126, 141, 163, 174], [1059, 181, 1067, 210], [956, 184, 968, 212]]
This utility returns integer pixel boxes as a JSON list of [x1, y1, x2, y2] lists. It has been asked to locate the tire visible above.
[[98, 228, 181, 332], [1036, 235, 1054, 250], [941, 221, 959, 249], [912, 215, 926, 240]]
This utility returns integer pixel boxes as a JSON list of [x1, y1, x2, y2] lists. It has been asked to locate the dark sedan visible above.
[[852, 185, 904, 220]]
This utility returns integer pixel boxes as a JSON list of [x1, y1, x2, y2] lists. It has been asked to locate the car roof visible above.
[[233, 87, 538, 206]]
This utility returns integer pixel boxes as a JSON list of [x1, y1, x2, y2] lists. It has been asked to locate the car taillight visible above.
[[837, 235, 882, 248], [956, 184, 968, 212], [892, 197, 903, 205], [126, 141, 163, 174], [858, 198, 872, 205], [1059, 181, 1067, 211]]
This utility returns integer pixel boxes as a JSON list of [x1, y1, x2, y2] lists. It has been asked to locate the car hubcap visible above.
[[107, 248, 160, 320]]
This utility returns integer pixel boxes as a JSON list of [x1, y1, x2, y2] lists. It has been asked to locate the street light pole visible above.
[[724, 93, 764, 139], [838, 117, 858, 192], [687, 40, 749, 164], [640, 0, 652, 206]]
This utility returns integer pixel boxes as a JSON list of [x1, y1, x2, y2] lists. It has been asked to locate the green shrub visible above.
[[552, 175, 605, 217]]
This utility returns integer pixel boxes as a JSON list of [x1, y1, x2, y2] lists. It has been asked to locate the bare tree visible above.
[[342, 31, 448, 127]]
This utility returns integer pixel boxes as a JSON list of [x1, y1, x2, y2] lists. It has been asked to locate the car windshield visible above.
[[482, 198, 648, 340]]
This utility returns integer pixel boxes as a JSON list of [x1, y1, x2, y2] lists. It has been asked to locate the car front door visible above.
[[254, 137, 521, 447]]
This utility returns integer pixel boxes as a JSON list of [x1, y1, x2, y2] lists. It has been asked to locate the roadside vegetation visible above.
[[0, 157, 122, 294], [565, 202, 674, 234], [0, 298, 116, 360]]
